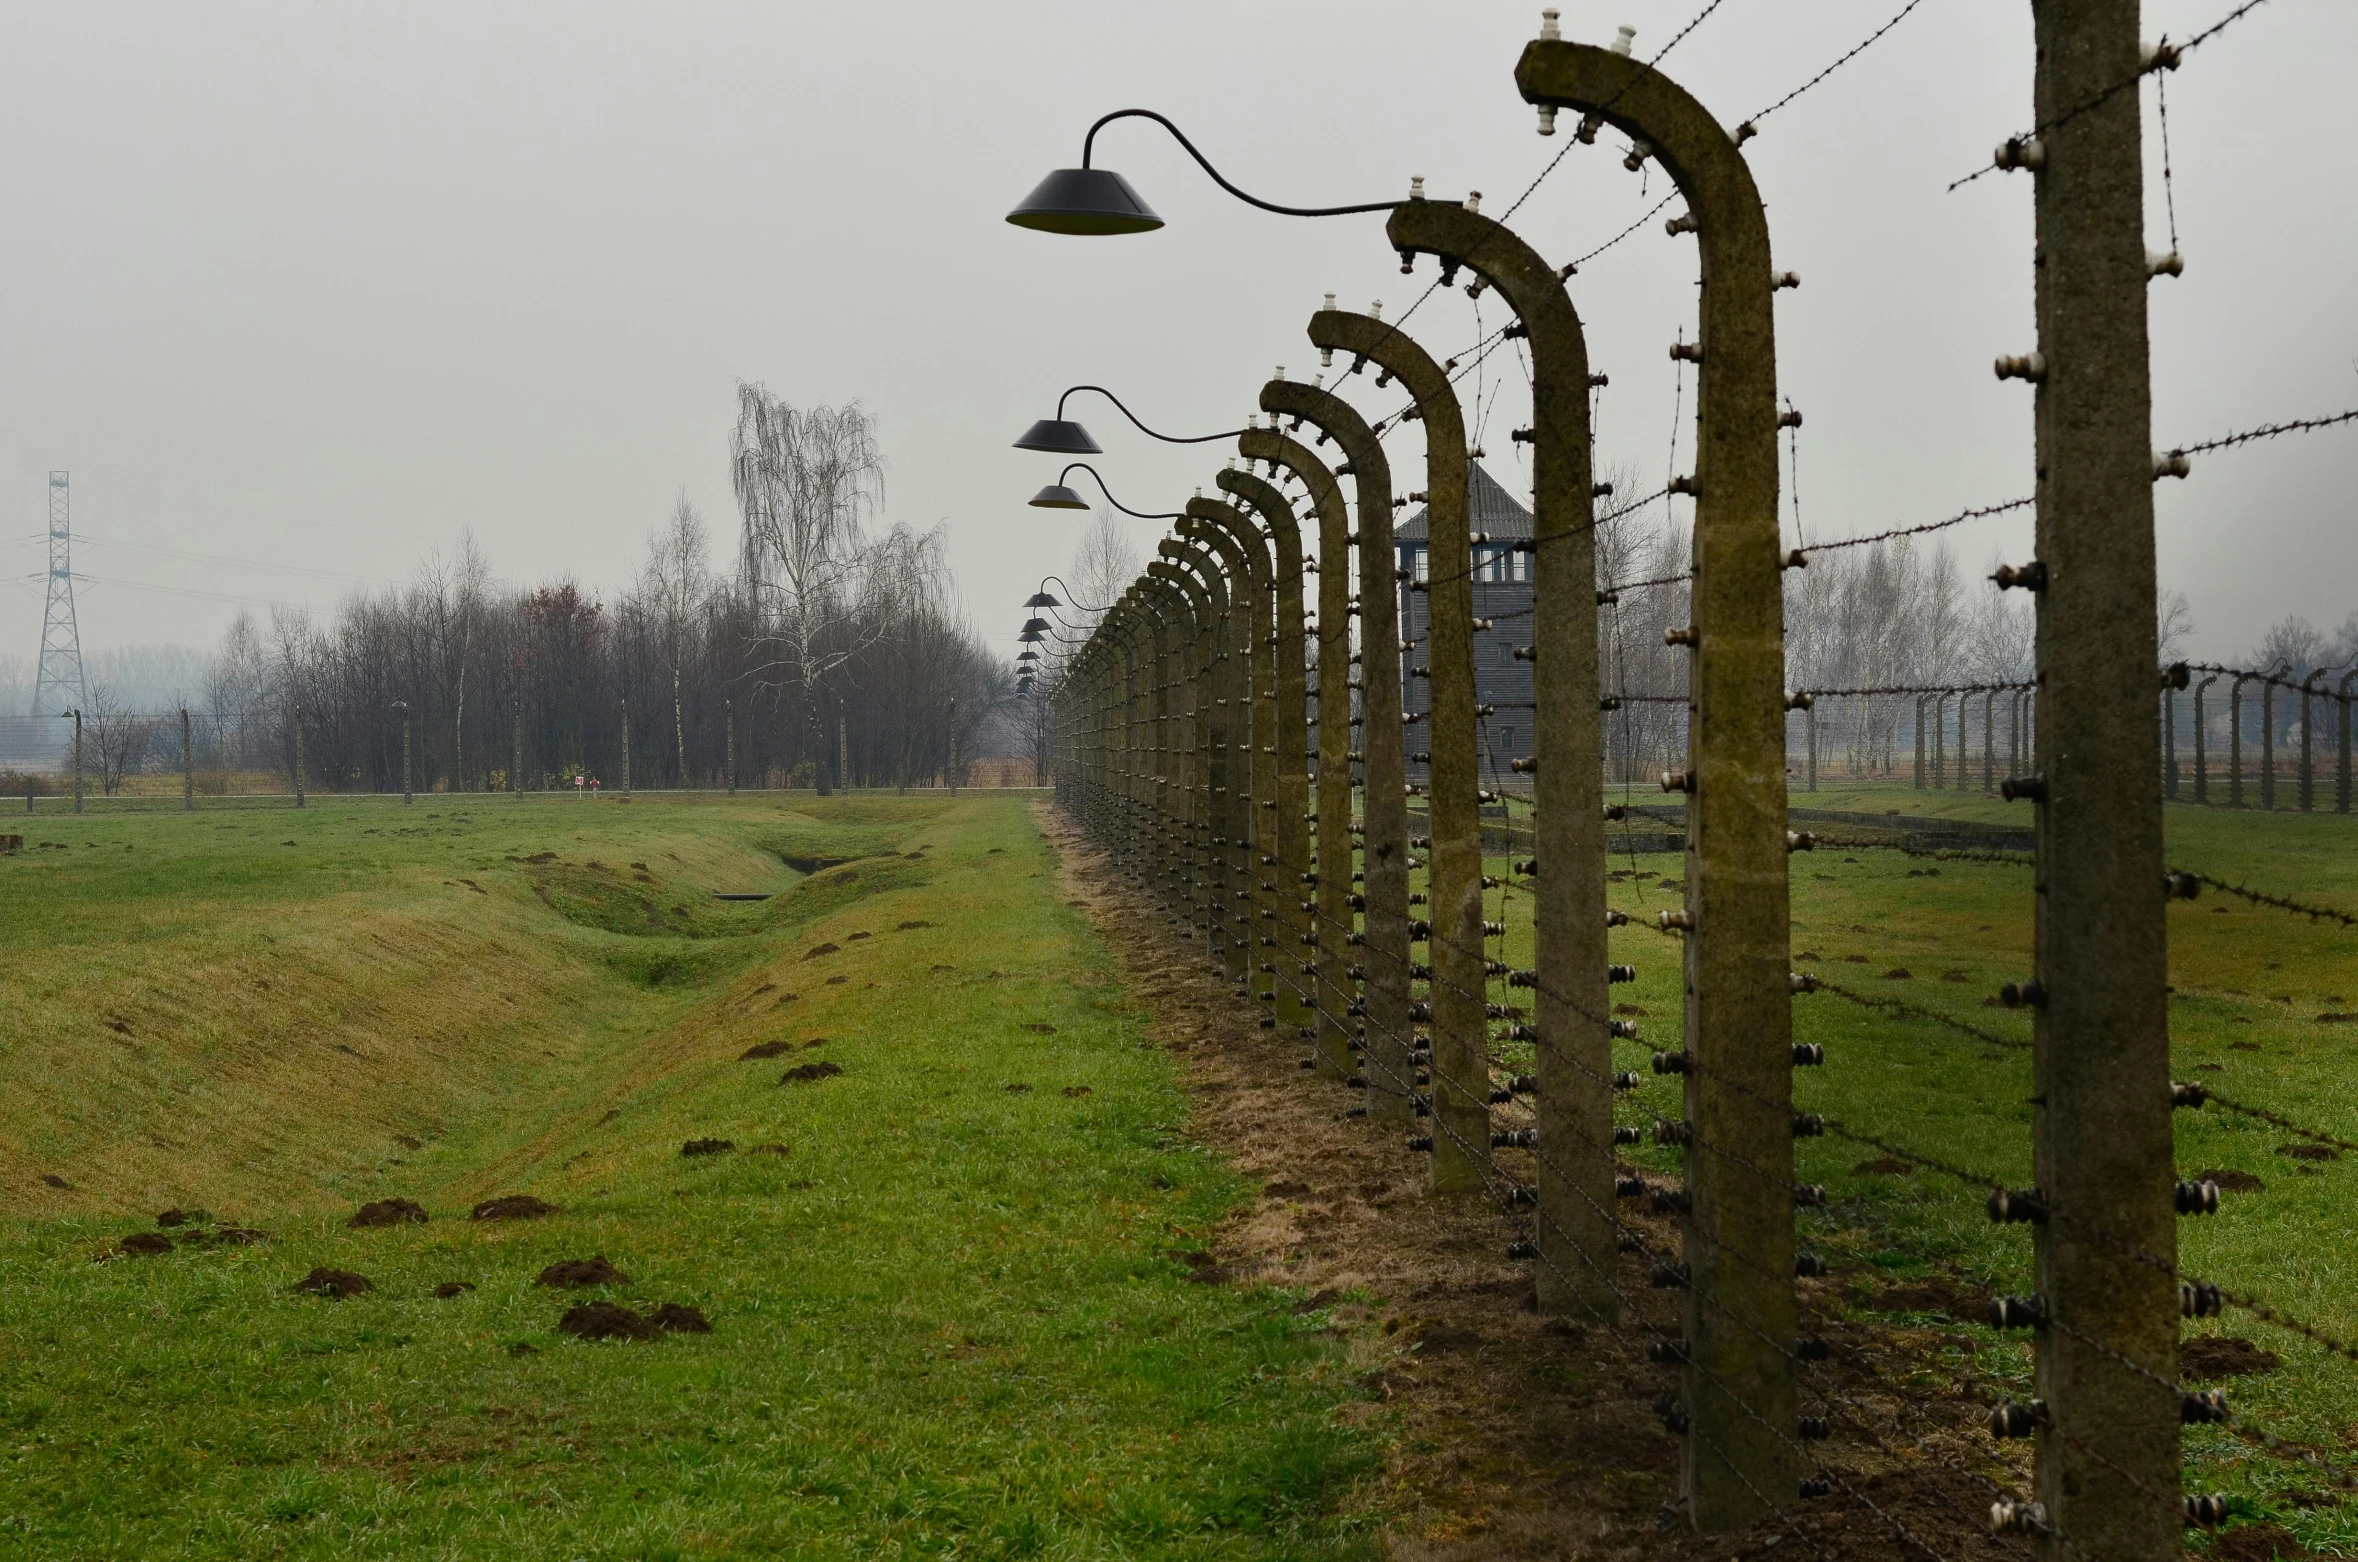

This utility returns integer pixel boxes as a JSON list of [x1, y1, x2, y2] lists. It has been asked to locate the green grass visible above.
[[0, 794, 1376, 1560], [1437, 786, 2358, 1549]]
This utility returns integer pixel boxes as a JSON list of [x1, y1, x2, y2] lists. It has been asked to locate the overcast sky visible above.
[[1, 0, 2349, 676]]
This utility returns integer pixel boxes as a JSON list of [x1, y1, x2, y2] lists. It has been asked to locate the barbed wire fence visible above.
[[1047, 1, 2354, 1554]]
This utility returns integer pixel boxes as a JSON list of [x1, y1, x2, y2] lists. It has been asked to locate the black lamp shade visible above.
[[1026, 592, 1061, 608], [1020, 629, 1045, 642], [1013, 419, 1102, 455], [1016, 650, 1040, 661], [1006, 167, 1164, 236], [1029, 484, 1089, 509]]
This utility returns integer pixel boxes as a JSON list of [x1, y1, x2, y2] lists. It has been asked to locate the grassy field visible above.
[[0, 793, 1375, 1560], [1465, 784, 2358, 1549]]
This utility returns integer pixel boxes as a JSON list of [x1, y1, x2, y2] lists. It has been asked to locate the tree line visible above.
[[3, 388, 1012, 796]]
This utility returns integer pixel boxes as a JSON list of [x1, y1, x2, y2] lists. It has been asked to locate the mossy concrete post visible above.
[[1159, 548, 1225, 953], [1242, 417, 1358, 1081], [1522, 30, 1797, 1528], [1153, 556, 1218, 943], [1389, 195, 1617, 1321], [1263, 372, 1413, 1122], [1140, 578, 1192, 899], [294, 703, 307, 809], [1171, 528, 1238, 980], [621, 698, 632, 800], [2261, 675, 2281, 812], [2300, 671, 2326, 813], [2011, 0, 2184, 1554], [1180, 517, 1259, 990], [726, 699, 736, 795], [181, 708, 194, 812], [1188, 501, 1281, 1021], [1306, 311, 1483, 1197], [1220, 469, 1315, 1044], [2338, 671, 2355, 814]]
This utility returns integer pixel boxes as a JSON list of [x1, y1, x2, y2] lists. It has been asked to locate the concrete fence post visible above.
[[1242, 413, 1360, 1081], [1307, 309, 1485, 1200], [1220, 468, 1316, 1046], [72, 710, 84, 814], [294, 703, 307, 809], [1388, 194, 1619, 1320], [2195, 673, 2218, 804], [2339, 672, 2355, 814], [2016, 1, 2181, 1553], [1266, 371, 1413, 1124], [181, 708, 194, 812], [1524, 27, 1798, 1529]]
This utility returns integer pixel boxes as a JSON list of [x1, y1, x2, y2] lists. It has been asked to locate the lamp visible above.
[[1008, 110, 1396, 236]]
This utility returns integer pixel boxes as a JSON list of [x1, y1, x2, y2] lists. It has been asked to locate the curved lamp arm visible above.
[[1036, 574, 1116, 616], [1056, 462, 1186, 519], [1080, 109, 1400, 219], [1054, 387, 1243, 446]]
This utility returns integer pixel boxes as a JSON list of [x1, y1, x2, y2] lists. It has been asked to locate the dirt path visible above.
[[1042, 802, 2029, 1561]]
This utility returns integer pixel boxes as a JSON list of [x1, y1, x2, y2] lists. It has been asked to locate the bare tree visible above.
[[641, 494, 713, 783], [1068, 507, 1139, 628], [731, 386, 888, 790]]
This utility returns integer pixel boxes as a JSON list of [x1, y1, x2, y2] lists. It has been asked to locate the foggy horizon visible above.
[[3, 0, 2351, 677]]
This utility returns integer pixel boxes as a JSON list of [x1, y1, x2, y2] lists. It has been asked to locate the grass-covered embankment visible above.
[[0, 793, 1376, 1560]]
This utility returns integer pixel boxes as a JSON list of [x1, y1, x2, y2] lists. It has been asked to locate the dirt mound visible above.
[[1061, 1086, 1092, 1098], [2279, 1143, 2341, 1162], [897, 920, 933, 930], [2211, 1522, 2313, 1562], [2182, 1335, 2282, 1379], [2197, 1168, 2265, 1192], [1021, 1022, 1057, 1034], [558, 1301, 660, 1341], [1264, 1180, 1312, 1199], [649, 1302, 713, 1333], [846, 931, 872, 941], [349, 1198, 428, 1228], [155, 1208, 211, 1228], [1882, 968, 1913, 980], [801, 943, 839, 961], [1004, 1083, 1032, 1094], [293, 1267, 373, 1299], [537, 1255, 630, 1288], [471, 1194, 558, 1221], [117, 1232, 174, 1257], [780, 1061, 842, 1085], [681, 1138, 735, 1157], [433, 1281, 475, 1298], [738, 1040, 793, 1060], [183, 1226, 264, 1247], [40, 1174, 72, 1190]]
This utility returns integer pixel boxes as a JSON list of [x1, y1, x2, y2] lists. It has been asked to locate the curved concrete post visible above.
[[1137, 576, 1193, 903], [1391, 196, 1617, 1320], [1241, 419, 1358, 1083], [2300, 670, 2326, 813], [1219, 465, 1317, 1050], [1179, 515, 1261, 990], [1189, 496, 1283, 1028], [1307, 309, 1485, 1199], [1520, 33, 1796, 1528], [1261, 376, 1415, 1123], [2339, 670, 2355, 815], [1151, 558, 1217, 941], [2230, 674, 2250, 808]]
